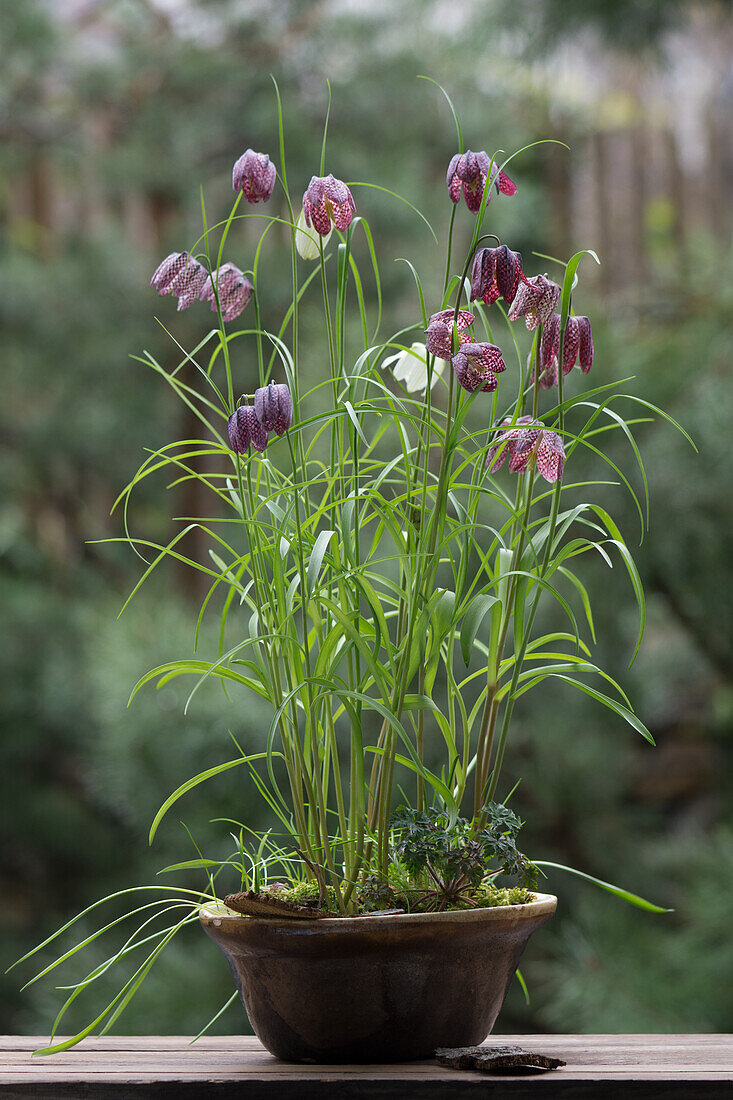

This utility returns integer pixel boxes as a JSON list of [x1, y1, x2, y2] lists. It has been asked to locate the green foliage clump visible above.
[[385, 803, 536, 912], [473, 883, 530, 908], [281, 881, 338, 911], [357, 875, 402, 913]]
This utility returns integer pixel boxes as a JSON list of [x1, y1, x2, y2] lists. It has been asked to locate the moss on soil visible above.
[[278, 879, 530, 914]]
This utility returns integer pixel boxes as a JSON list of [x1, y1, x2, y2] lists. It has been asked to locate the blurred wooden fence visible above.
[[545, 105, 732, 290]]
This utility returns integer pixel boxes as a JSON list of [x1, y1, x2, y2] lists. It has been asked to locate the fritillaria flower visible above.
[[486, 416, 565, 483], [254, 382, 293, 436], [295, 208, 330, 259], [151, 252, 188, 295], [577, 316, 593, 372], [302, 174, 356, 236], [535, 313, 594, 388], [381, 342, 444, 394], [151, 251, 207, 310], [232, 149, 276, 203], [446, 150, 517, 213], [171, 258, 208, 310], [425, 308, 474, 360], [228, 405, 268, 454], [451, 342, 507, 393], [507, 274, 561, 331], [201, 262, 254, 322], [470, 245, 527, 306]]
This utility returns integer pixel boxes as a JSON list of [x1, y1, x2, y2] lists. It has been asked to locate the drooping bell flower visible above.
[[425, 308, 474, 360], [451, 342, 507, 393], [381, 342, 444, 394], [254, 381, 293, 436], [302, 174, 356, 236], [171, 257, 208, 310], [200, 262, 254, 322], [150, 252, 208, 310], [507, 274, 561, 331], [232, 149, 276, 203], [470, 245, 527, 306], [228, 405, 269, 454], [446, 150, 517, 214], [151, 252, 188, 295], [295, 207, 331, 259], [577, 316, 593, 372], [535, 314, 593, 387], [486, 416, 565, 483]]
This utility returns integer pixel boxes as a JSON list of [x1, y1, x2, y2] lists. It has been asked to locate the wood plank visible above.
[[0, 1034, 730, 1100]]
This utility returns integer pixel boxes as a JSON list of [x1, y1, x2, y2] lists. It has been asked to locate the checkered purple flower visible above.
[[254, 382, 293, 437], [150, 252, 208, 311], [534, 314, 593, 388], [171, 259, 208, 310], [200, 262, 254, 323], [151, 252, 188, 295], [470, 245, 527, 306], [446, 151, 517, 214], [302, 174, 356, 236], [577, 316, 593, 372], [228, 405, 269, 454], [451, 342, 507, 394], [425, 308, 474, 360], [232, 150, 276, 204], [507, 275, 561, 331], [486, 416, 565, 483]]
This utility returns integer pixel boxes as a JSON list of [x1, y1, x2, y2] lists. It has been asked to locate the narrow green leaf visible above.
[[149, 754, 274, 844], [533, 674, 654, 744], [460, 594, 500, 666], [515, 968, 530, 1005], [535, 861, 672, 913], [343, 399, 369, 447], [306, 529, 335, 593]]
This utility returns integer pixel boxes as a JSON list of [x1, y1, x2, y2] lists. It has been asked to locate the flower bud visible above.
[[232, 149, 276, 203]]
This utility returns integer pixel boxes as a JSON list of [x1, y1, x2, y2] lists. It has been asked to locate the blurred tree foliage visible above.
[[1, 0, 731, 1036]]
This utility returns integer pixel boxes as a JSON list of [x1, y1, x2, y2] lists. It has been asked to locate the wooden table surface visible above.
[[1, 1034, 731, 1099]]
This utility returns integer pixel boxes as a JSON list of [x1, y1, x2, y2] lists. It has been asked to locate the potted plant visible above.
[[16, 84, 681, 1062]]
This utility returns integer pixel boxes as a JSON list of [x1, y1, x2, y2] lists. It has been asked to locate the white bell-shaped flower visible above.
[[295, 208, 331, 260], [382, 342, 444, 395]]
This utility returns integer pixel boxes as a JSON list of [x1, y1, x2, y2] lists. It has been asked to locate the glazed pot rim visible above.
[[199, 891, 557, 930]]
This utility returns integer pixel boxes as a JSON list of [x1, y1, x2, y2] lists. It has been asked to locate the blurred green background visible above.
[[2, 0, 732, 1037]]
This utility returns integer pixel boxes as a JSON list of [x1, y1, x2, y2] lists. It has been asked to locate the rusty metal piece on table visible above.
[[435, 1044, 566, 1074], [223, 891, 335, 920]]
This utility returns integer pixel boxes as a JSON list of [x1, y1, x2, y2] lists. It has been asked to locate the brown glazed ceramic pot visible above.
[[200, 892, 556, 1063]]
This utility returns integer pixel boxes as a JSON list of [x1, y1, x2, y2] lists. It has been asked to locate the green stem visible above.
[[472, 325, 543, 820], [483, 315, 567, 807]]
